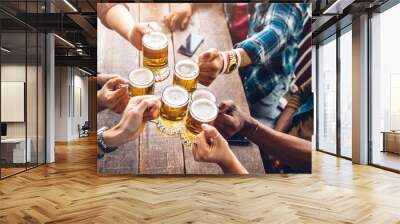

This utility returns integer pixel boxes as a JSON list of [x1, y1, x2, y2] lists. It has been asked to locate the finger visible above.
[[194, 132, 209, 154], [214, 122, 230, 139], [130, 95, 156, 106], [215, 113, 236, 128], [201, 124, 221, 143], [198, 63, 219, 73], [106, 77, 129, 89], [170, 14, 178, 31], [131, 99, 149, 117], [142, 98, 161, 120], [198, 49, 219, 63], [109, 86, 129, 102], [197, 77, 212, 87], [181, 17, 189, 30], [218, 100, 235, 114]]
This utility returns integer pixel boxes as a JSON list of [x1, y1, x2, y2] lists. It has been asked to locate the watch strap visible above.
[[97, 127, 117, 159]]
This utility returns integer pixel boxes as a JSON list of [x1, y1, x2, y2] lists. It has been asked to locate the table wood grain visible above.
[[97, 3, 265, 175]]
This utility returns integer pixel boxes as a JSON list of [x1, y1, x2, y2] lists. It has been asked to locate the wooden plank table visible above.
[[97, 3, 265, 175]]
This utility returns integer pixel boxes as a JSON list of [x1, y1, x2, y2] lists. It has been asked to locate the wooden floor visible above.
[[0, 136, 399, 223]]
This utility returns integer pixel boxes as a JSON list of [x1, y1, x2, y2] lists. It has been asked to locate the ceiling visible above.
[[0, 0, 394, 72]]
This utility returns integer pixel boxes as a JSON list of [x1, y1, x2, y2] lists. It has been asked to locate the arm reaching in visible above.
[[192, 124, 248, 174], [215, 100, 311, 172], [98, 3, 152, 50]]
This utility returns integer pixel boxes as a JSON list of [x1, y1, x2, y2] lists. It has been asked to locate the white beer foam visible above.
[[190, 99, 218, 122], [191, 89, 216, 103], [163, 86, 189, 107], [175, 60, 199, 79], [143, 32, 168, 50], [129, 69, 154, 87]]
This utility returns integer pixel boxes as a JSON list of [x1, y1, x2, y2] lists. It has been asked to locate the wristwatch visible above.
[[226, 50, 238, 74], [97, 126, 117, 159]]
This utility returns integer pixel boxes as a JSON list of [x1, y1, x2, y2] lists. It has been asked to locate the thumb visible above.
[[198, 49, 219, 62], [201, 124, 222, 144]]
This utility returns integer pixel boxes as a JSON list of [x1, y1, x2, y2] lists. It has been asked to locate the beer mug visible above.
[[185, 98, 218, 136], [173, 59, 199, 92], [191, 88, 217, 104], [128, 68, 155, 97], [142, 32, 169, 82], [157, 85, 189, 136]]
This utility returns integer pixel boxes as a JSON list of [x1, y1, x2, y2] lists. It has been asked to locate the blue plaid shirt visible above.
[[236, 3, 310, 104]]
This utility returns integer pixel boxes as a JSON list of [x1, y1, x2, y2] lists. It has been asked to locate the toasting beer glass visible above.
[[157, 85, 189, 136], [142, 32, 169, 82], [128, 68, 155, 97], [173, 59, 199, 93], [181, 98, 218, 148]]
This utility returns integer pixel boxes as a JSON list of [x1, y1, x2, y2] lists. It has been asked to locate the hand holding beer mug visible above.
[[197, 48, 224, 86], [128, 68, 155, 97], [215, 100, 255, 139], [192, 124, 248, 174], [142, 32, 170, 82], [129, 23, 154, 50], [173, 59, 199, 92], [182, 97, 218, 148], [157, 85, 189, 136], [102, 95, 161, 147], [97, 77, 130, 113]]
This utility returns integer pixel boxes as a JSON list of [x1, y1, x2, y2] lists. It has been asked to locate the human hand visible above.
[[103, 95, 161, 147], [128, 23, 154, 50], [214, 100, 255, 139], [163, 3, 192, 31], [97, 74, 120, 87], [97, 77, 130, 113], [197, 48, 224, 86], [192, 124, 248, 174]]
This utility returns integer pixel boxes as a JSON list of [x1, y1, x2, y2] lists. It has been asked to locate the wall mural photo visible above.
[[96, 3, 312, 175]]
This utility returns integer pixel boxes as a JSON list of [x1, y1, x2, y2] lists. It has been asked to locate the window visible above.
[[339, 28, 352, 158], [317, 36, 337, 154], [370, 2, 400, 171]]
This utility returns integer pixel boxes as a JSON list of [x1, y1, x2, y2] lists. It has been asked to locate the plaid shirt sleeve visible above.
[[236, 4, 306, 65], [236, 4, 308, 103]]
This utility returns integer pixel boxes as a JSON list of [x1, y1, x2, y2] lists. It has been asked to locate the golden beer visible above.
[[191, 88, 217, 104], [128, 68, 155, 97], [173, 59, 199, 92], [160, 85, 189, 121], [142, 32, 169, 82], [185, 99, 218, 135]]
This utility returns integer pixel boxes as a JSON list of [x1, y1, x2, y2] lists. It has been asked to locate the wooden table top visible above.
[[97, 3, 265, 175]]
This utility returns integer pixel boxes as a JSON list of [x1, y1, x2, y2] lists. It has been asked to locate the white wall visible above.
[[54, 67, 89, 141]]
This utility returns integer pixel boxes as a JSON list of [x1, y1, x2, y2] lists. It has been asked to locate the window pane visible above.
[[340, 29, 352, 158], [371, 3, 400, 171], [317, 37, 337, 154]]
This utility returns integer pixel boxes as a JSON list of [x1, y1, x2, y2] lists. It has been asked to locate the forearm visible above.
[[274, 107, 297, 133], [244, 118, 311, 171], [219, 156, 248, 174], [102, 4, 135, 42]]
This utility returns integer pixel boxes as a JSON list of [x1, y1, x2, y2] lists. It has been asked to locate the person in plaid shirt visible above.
[[197, 3, 311, 127]]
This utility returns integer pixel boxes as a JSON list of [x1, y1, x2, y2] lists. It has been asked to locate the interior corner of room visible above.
[[0, 0, 97, 179]]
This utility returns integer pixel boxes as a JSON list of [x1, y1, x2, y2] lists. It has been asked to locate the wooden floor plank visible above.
[[1, 136, 400, 223]]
